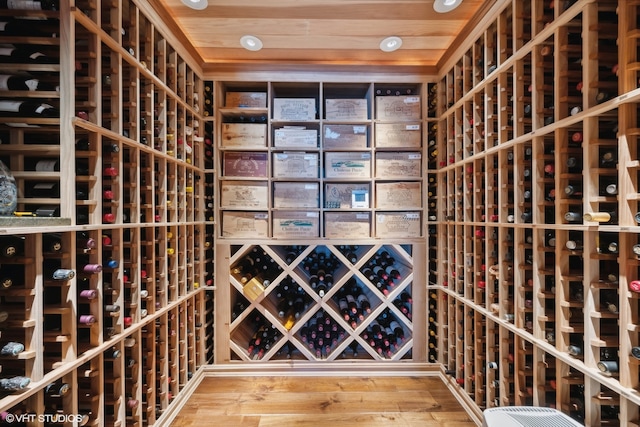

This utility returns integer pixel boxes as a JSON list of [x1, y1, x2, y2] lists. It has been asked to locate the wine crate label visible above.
[[225, 91, 267, 108], [323, 124, 368, 149], [273, 182, 319, 208], [272, 152, 318, 178], [375, 123, 421, 148], [375, 95, 421, 121], [243, 277, 266, 302], [223, 152, 268, 177], [325, 99, 368, 121], [375, 212, 421, 238], [220, 181, 268, 209], [375, 182, 422, 209], [273, 127, 318, 148], [221, 123, 267, 147], [272, 211, 320, 238], [375, 152, 422, 178], [325, 212, 371, 238], [325, 152, 371, 178], [222, 211, 269, 238], [273, 98, 317, 121], [324, 183, 370, 208]]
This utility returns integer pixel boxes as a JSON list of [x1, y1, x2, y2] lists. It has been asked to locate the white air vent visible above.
[[482, 407, 584, 427]]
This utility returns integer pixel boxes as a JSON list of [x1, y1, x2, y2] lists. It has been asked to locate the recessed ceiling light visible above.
[[240, 35, 263, 51], [181, 0, 208, 10], [433, 0, 463, 13], [380, 36, 402, 52]]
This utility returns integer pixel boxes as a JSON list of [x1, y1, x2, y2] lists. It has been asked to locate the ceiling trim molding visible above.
[[143, 0, 205, 69], [202, 62, 439, 82], [436, 0, 509, 76]]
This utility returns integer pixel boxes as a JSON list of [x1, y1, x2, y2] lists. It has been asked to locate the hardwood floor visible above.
[[170, 376, 478, 427]]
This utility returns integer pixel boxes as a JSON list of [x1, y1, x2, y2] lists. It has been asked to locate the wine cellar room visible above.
[[1, 0, 640, 425]]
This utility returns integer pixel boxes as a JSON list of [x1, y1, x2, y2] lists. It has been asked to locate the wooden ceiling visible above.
[[154, 0, 492, 73]]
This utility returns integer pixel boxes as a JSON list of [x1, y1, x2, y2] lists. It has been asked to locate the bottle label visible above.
[[7, 1, 43, 9], [0, 75, 9, 90], [0, 22, 7, 31], [26, 51, 45, 62], [0, 100, 21, 112], [33, 182, 55, 190], [34, 103, 52, 114], [35, 159, 57, 172], [25, 78, 38, 91]]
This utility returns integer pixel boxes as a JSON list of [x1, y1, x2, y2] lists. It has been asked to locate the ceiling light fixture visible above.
[[181, 0, 208, 10], [433, 0, 463, 13], [240, 35, 263, 51], [380, 36, 402, 52]]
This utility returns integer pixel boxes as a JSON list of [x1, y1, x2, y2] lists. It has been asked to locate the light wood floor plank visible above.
[[170, 376, 477, 426]]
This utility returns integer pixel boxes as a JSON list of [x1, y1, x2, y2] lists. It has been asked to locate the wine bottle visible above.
[[583, 211, 616, 223], [0, 74, 59, 91], [566, 156, 581, 172], [103, 258, 118, 269], [565, 240, 582, 251], [1, 42, 57, 64], [545, 232, 556, 247], [43, 233, 62, 252], [605, 240, 618, 254], [564, 211, 582, 223], [0, 376, 30, 391], [543, 163, 555, 177], [45, 381, 70, 396], [600, 150, 617, 167], [0, 99, 59, 117], [357, 293, 371, 313], [604, 183, 618, 196], [564, 184, 582, 197], [0, 341, 24, 356], [567, 344, 582, 356], [0, 18, 59, 37], [28, 181, 59, 197], [596, 92, 612, 104], [77, 232, 96, 250], [79, 289, 97, 299], [83, 263, 102, 274], [0, 235, 24, 257], [79, 314, 95, 325], [0, 0, 59, 10], [597, 360, 618, 374], [51, 268, 74, 280], [106, 348, 121, 359]]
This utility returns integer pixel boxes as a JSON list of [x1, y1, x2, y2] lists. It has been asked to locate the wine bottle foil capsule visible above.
[[52, 268, 75, 280], [567, 345, 582, 356], [0, 341, 24, 356], [597, 360, 618, 373], [629, 280, 640, 293], [83, 264, 102, 273], [584, 212, 611, 222]]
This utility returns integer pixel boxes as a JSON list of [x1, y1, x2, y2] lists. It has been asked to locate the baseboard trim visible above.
[[153, 366, 206, 427]]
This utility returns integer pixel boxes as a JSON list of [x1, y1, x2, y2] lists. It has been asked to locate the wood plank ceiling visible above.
[[154, 0, 492, 73]]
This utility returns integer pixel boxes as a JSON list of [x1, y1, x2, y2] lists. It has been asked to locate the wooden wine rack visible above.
[[4, 0, 640, 425], [0, 1, 213, 426], [214, 242, 426, 363], [433, 0, 640, 424], [205, 80, 435, 364]]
